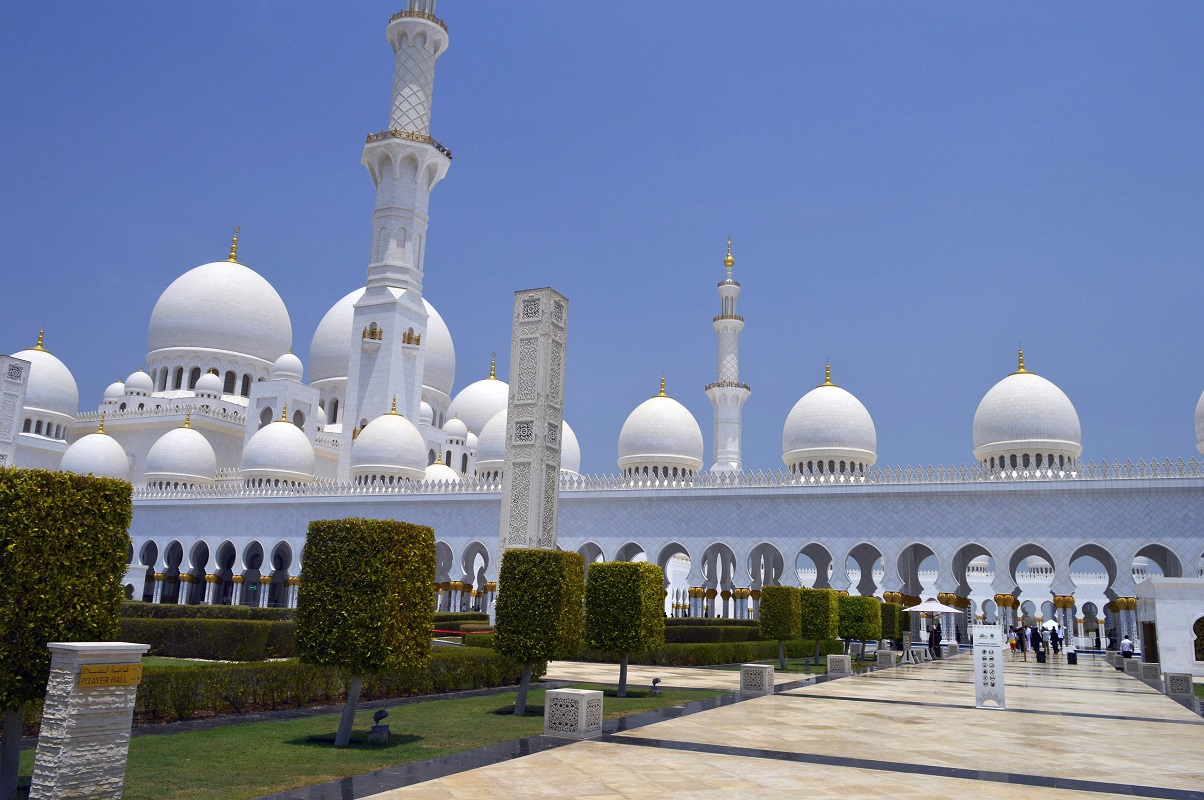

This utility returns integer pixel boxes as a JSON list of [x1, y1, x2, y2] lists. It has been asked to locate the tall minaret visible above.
[[704, 239, 751, 473], [342, 1, 451, 472]]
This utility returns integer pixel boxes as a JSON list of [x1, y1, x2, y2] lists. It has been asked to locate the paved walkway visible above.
[[359, 655, 1204, 800], [543, 660, 809, 690]]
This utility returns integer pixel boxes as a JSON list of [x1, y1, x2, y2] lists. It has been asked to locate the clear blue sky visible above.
[[3, 2, 1203, 474]]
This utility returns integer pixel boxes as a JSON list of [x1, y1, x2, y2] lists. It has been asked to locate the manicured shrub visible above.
[[837, 595, 882, 653], [880, 602, 903, 642], [118, 618, 295, 661], [664, 617, 759, 628], [296, 518, 435, 746], [0, 468, 131, 797], [800, 588, 841, 666], [759, 586, 802, 669], [462, 632, 496, 649], [495, 548, 584, 715], [663, 626, 762, 644], [120, 601, 294, 621], [584, 561, 665, 696], [434, 612, 489, 624]]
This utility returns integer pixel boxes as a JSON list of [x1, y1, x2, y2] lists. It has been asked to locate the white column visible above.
[[151, 573, 164, 604], [258, 577, 271, 608], [705, 240, 751, 474], [231, 576, 243, 606], [203, 575, 217, 605]]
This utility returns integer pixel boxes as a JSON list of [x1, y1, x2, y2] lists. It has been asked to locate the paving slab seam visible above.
[[597, 734, 1204, 800]]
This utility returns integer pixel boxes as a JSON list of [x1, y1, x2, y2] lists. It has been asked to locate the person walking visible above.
[[1120, 635, 1135, 659]]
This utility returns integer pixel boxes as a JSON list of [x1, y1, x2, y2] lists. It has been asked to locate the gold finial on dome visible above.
[[489, 352, 497, 380], [656, 374, 668, 398], [97, 412, 106, 435], [1012, 347, 1029, 375], [436, 450, 444, 465], [279, 403, 288, 422], [228, 226, 240, 262], [183, 410, 192, 429], [389, 396, 399, 415], [723, 237, 734, 269], [819, 362, 840, 388], [33, 329, 45, 351]]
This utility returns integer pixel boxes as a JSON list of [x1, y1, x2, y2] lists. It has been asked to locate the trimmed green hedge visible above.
[[119, 618, 295, 661], [585, 561, 665, 655], [664, 618, 759, 628], [880, 602, 903, 640], [664, 625, 762, 644], [800, 588, 840, 641], [495, 549, 585, 664], [121, 601, 294, 621], [837, 595, 882, 644], [759, 586, 802, 642], [578, 638, 842, 667], [433, 612, 489, 626], [0, 468, 131, 712], [462, 632, 496, 649], [297, 519, 435, 675]]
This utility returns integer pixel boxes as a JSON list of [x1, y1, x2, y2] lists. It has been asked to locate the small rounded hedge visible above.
[[837, 595, 883, 643], [759, 586, 802, 642], [121, 601, 294, 621], [584, 561, 665, 656], [577, 638, 842, 667]]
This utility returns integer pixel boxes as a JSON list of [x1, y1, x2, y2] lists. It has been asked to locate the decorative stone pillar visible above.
[[720, 589, 731, 619], [287, 576, 300, 609], [28, 641, 150, 800], [258, 575, 272, 608], [151, 573, 165, 604], [750, 588, 761, 620], [704, 587, 717, 618], [203, 574, 219, 605], [231, 575, 244, 606], [177, 573, 192, 605]]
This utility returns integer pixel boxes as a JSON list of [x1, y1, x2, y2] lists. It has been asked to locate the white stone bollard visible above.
[[543, 688, 603, 738], [1139, 662, 1162, 688], [1122, 658, 1141, 678], [827, 655, 852, 676], [875, 650, 896, 669], [1163, 673, 1199, 713], [29, 641, 150, 800], [947, 642, 960, 656], [739, 663, 774, 695]]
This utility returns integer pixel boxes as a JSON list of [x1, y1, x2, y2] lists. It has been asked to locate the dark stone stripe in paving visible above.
[[600, 735, 1204, 800], [775, 691, 1203, 726]]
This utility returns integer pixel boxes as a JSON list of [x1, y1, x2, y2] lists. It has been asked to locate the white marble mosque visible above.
[[3, 2, 1203, 650]]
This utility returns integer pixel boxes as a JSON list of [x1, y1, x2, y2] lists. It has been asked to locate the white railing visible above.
[[132, 457, 1204, 501], [79, 404, 246, 426]]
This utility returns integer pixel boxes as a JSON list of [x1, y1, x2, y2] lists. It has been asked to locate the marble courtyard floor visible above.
[[268, 654, 1204, 800]]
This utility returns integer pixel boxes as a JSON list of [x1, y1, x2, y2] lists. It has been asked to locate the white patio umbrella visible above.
[[904, 599, 962, 615], [1042, 619, 1060, 630]]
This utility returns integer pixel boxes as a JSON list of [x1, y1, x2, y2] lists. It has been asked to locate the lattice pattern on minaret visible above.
[[390, 34, 436, 134]]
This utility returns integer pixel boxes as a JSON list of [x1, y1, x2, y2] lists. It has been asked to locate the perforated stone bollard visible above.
[[876, 650, 896, 669], [739, 663, 774, 695], [29, 641, 149, 800], [827, 655, 852, 676], [948, 642, 960, 656], [543, 688, 603, 738], [1123, 658, 1141, 678], [1164, 673, 1199, 713], [1139, 662, 1162, 689]]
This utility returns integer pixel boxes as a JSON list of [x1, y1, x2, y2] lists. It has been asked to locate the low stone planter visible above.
[[543, 688, 603, 738]]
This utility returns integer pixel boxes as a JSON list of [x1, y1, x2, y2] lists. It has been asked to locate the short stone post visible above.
[[29, 642, 150, 800], [739, 663, 774, 696], [1123, 658, 1141, 678], [1139, 662, 1162, 689], [543, 688, 603, 738], [827, 655, 852, 677], [1163, 673, 1199, 713], [875, 650, 896, 669]]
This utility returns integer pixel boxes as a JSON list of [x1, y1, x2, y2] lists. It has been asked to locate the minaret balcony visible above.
[[400, 330, 422, 354], [389, 8, 447, 31], [365, 129, 452, 160], [705, 380, 750, 392], [712, 314, 744, 323]]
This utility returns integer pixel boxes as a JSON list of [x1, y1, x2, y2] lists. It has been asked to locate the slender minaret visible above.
[[342, 1, 451, 475], [705, 239, 751, 473]]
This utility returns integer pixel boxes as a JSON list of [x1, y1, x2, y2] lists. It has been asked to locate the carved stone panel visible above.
[[0, 356, 30, 468]]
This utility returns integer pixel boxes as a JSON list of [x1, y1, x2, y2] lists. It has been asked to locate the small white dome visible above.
[[144, 419, 217, 486], [316, 404, 327, 429], [103, 380, 126, 401], [782, 367, 877, 473], [350, 409, 427, 482], [60, 425, 129, 481], [307, 289, 454, 398], [617, 381, 704, 476], [466, 429, 479, 449], [1195, 390, 1204, 456], [447, 363, 509, 435], [474, 408, 579, 477], [443, 416, 468, 440], [149, 259, 292, 364], [972, 350, 1082, 466], [194, 371, 223, 398], [419, 401, 434, 425], [424, 459, 462, 483], [561, 420, 581, 475], [11, 336, 78, 420], [271, 352, 304, 382], [241, 412, 315, 484], [125, 369, 153, 395]]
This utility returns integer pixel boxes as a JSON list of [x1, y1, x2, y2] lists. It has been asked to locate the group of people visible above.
[[1007, 623, 1067, 659]]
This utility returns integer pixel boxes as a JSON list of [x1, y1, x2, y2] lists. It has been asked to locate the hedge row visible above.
[[119, 618, 295, 661], [664, 618, 759, 628], [664, 625, 762, 644], [578, 638, 842, 667], [22, 648, 532, 733], [433, 620, 492, 632], [121, 601, 294, 621], [434, 612, 489, 623]]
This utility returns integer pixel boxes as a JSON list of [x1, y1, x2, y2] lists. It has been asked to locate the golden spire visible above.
[[723, 237, 734, 269], [228, 226, 240, 262], [436, 450, 444, 465], [819, 362, 839, 388], [33, 329, 45, 352], [97, 412, 106, 435], [279, 403, 288, 422], [183, 410, 192, 429], [389, 395, 399, 415], [1013, 347, 1029, 375], [656, 374, 668, 398], [489, 352, 497, 380]]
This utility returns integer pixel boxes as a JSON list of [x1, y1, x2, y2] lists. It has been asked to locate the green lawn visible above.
[[1195, 681, 1204, 700], [18, 683, 722, 800]]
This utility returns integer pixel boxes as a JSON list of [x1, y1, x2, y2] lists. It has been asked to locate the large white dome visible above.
[[447, 363, 509, 436], [424, 458, 462, 483], [241, 411, 315, 484], [350, 407, 428, 483], [307, 288, 454, 397], [782, 367, 877, 473], [617, 380, 704, 477], [474, 409, 581, 477], [60, 424, 129, 481], [149, 259, 292, 363], [11, 336, 79, 420], [144, 419, 218, 487], [972, 350, 1082, 467]]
